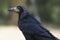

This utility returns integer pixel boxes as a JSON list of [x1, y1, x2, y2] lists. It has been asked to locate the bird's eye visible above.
[[17, 6, 23, 13], [17, 6, 21, 9]]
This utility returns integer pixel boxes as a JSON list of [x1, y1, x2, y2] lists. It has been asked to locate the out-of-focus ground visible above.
[[0, 24, 60, 40], [0, 26, 25, 40]]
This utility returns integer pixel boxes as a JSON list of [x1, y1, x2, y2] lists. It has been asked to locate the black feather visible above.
[[18, 6, 59, 40]]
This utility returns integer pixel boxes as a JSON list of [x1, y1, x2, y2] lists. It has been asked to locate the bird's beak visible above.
[[8, 7, 19, 12], [8, 8, 14, 11]]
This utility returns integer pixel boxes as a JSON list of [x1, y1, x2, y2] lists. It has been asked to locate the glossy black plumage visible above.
[[8, 6, 59, 40], [17, 6, 59, 40]]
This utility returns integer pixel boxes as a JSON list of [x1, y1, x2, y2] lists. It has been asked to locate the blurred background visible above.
[[0, 0, 60, 40]]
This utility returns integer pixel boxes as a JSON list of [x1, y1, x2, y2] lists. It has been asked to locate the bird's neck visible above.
[[18, 9, 30, 20]]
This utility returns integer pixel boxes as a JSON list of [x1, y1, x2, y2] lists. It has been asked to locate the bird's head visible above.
[[8, 6, 29, 18], [8, 6, 23, 13]]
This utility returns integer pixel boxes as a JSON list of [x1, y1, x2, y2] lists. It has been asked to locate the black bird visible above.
[[8, 6, 59, 40]]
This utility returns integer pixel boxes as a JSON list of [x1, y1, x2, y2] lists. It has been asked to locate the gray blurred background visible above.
[[0, 0, 60, 40]]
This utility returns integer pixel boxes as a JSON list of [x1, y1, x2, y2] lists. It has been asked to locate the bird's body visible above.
[[8, 6, 59, 40]]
